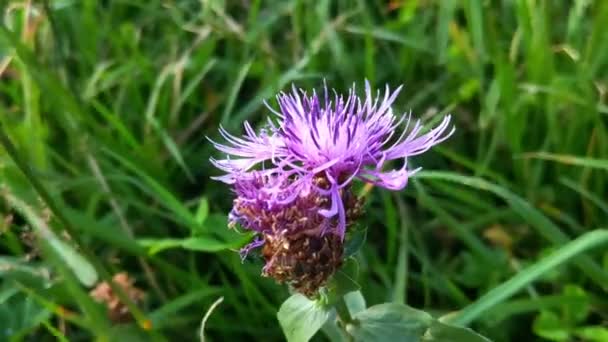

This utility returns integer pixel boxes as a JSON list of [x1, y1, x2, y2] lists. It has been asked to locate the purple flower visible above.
[[228, 174, 324, 235], [210, 80, 454, 239], [228, 174, 332, 254]]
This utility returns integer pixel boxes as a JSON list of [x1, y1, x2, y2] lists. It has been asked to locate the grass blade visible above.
[[221, 60, 253, 126], [450, 229, 608, 326], [521, 152, 608, 171], [102, 147, 197, 228], [416, 171, 608, 288], [2, 190, 97, 286]]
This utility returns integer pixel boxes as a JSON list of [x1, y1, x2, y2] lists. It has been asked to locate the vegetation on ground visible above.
[[1, 1, 607, 341]]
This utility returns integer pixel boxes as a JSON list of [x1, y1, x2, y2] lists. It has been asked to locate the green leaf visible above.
[[181, 236, 239, 252], [138, 238, 184, 255], [417, 171, 608, 291], [574, 326, 608, 342], [221, 60, 253, 125], [3, 191, 98, 287], [63, 207, 144, 256], [437, 0, 457, 63], [424, 320, 492, 342], [193, 213, 228, 236], [102, 147, 196, 227], [195, 197, 209, 226], [522, 152, 608, 171], [321, 318, 348, 342], [342, 25, 430, 51], [344, 291, 366, 316], [562, 284, 589, 324], [326, 258, 360, 305], [0, 292, 51, 340], [278, 294, 331, 342], [47, 234, 98, 287], [482, 293, 590, 325], [347, 303, 432, 342], [533, 311, 570, 341], [0, 257, 49, 285], [138, 234, 249, 255], [450, 229, 608, 326], [139, 213, 251, 254], [344, 227, 367, 258], [144, 66, 194, 182]]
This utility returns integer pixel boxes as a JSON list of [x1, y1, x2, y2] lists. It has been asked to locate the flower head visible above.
[[228, 174, 363, 295], [211, 81, 454, 239]]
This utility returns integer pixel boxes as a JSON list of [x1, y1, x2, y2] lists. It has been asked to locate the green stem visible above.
[[334, 295, 357, 342], [335, 295, 353, 324]]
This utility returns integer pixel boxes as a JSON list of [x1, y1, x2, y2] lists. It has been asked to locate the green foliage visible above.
[[278, 294, 331, 342], [1, 1, 608, 341], [347, 303, 432, 341], [424, 320, 491, 342], [3, 191, 98, 287], [532, 284, 608, 342], [0, 291, 51, 341], [329, 300, 490, 342]]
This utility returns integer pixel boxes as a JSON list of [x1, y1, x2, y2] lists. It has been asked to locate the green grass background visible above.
[[1, 0, 608, 341]]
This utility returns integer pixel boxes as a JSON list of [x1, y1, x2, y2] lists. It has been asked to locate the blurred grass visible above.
[[1, 1, 607, 341]]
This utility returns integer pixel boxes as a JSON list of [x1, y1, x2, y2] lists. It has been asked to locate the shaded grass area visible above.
[[1, 1, 607, 341]]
